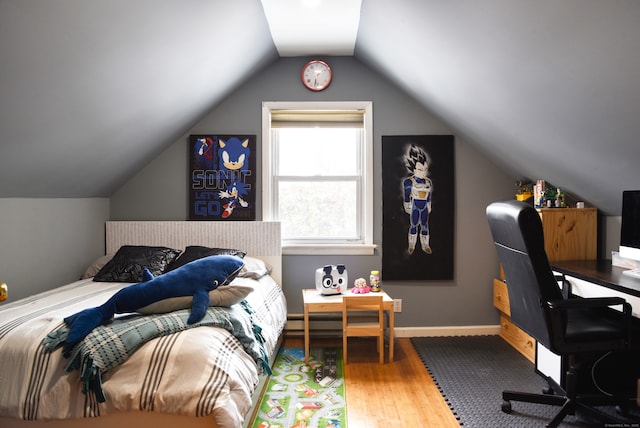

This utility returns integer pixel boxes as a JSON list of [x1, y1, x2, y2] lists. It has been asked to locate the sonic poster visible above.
[[381, 135, 454, 280], [189, 135, 256, 221]]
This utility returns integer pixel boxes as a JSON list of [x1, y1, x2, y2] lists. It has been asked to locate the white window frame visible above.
[[262, 101, 375, 255]]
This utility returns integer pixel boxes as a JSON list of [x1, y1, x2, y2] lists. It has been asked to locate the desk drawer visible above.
[[305, 302, 342, 312], [493, 278, 510, 315], [499, 313, 535, 363]]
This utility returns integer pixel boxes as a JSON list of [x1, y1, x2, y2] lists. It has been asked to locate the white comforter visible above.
[[0, 275, 287, 427]]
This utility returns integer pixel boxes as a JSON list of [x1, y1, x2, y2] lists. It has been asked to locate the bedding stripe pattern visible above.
[[43, 302, 271, 403], [0, 275, 287, 427]]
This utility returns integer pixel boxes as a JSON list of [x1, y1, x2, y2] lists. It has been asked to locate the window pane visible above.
[[278, 181, 358, 240], [276, 128, 359, 176]]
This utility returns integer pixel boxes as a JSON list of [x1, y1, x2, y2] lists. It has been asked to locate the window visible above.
[[262, 101, 374, 255]]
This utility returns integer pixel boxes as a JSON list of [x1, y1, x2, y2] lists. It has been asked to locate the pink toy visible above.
[[351, 277, 371, 294]]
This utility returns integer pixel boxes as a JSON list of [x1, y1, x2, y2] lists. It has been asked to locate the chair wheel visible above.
[[502, 400, 512, 413], [543, 386, 554, 395], [616, 405, 629, 416]]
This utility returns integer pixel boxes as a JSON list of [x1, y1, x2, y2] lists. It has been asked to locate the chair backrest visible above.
[[486, 200, 564, 348], [342, 295, 384, 327]]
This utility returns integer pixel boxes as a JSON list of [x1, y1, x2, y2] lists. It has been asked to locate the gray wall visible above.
[[605, 216, 622, 259], [0, 58, 621, 327], [111, 57, 515, 328], [0, 198, 109, 302]]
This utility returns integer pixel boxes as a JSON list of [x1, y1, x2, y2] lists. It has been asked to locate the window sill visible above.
[[282, 244, 377, 256]]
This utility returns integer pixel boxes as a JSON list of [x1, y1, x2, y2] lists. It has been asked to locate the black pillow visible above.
[[93, 245, 181, 282], [165, 246, 246, 272]]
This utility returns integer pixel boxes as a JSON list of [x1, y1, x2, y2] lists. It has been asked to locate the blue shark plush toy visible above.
[[62, 254, 244, 353]]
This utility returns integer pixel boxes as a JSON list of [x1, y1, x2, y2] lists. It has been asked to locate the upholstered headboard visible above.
[[105, 221, 282, 284]]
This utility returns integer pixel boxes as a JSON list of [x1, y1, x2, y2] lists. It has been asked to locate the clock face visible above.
[[301, 60, 332, 91]]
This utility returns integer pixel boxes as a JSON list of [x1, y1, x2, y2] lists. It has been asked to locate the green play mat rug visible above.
[[250, 347, 347, 428]]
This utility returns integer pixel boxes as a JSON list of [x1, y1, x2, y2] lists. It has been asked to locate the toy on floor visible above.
[[351, 277, 370, 294], [62, 255, 244, 352]]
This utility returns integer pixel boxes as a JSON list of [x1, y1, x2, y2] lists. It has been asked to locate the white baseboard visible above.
[[394, 325, 501, 337], [286, 313, 500, 338]]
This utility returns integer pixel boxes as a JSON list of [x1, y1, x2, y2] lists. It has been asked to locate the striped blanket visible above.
[[43, 301, 271, 403], [0, 275, 287, 427]]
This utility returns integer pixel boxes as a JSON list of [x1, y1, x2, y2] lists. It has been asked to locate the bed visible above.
[[0, 221, 287, 428]]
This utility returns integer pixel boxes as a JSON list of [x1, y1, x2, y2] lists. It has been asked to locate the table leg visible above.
[[304, 303, 310, 363], [389, 308, 395, 362]]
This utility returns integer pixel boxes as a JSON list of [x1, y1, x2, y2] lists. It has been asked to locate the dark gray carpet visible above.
[[411, 335, 640, 428]]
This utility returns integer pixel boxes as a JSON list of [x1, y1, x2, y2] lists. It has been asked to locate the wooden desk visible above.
[[302, 288, 395, 363]]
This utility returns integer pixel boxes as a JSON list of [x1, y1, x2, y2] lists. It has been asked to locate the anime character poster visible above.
[[382, 135, 454, 280], [188, 134, 256, 221]]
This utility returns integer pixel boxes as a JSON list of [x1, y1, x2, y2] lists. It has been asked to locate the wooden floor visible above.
[[283, 335, 460, 428]]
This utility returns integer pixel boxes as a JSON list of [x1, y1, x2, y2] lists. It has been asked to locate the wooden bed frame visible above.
[[0, 221, 283, 428]]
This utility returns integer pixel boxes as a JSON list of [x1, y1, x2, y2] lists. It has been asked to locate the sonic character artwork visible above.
[[190, 135, 255, 220], [217, 137, 251, 218]]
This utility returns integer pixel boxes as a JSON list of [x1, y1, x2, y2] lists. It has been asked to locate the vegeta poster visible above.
[[382, 135, 454, 280], [189, 135, 256, 221]]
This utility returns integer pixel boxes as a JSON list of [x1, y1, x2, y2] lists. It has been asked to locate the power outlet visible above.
[[393, 299, 402, 313]]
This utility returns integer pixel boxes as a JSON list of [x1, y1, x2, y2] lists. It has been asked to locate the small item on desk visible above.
[[351, 277, 371, 294], [534, 180, 546, 208], [555, 188, 566, 208], [0, 282, 7, 302], [622, 268, 640, 279], [612, 251, 639, 269], [370, 270, 381, 292]]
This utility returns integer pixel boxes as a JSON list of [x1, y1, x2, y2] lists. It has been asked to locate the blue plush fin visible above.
[[188, 288, 210, 324], [63, 311, 81, 326], [63, 307, 111, 354], [141, 268, 154, 282]]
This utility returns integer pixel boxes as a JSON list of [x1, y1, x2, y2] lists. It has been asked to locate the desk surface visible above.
[[552, 259, 640, 298], [302, 288, 394, 305]]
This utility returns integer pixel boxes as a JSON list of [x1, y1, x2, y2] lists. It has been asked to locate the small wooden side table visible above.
[[302, 288, 395, 363]]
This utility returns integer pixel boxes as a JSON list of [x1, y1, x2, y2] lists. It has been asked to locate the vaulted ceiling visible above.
[[1, 0, 639, 215]]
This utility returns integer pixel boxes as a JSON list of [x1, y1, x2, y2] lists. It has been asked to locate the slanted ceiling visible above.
[[1, 0, 639, 215]]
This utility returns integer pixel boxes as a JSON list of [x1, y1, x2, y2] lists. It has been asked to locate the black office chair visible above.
[[486, 200, 634, 428]]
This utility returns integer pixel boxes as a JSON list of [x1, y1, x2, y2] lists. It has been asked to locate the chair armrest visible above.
[[554, 274, 572, 299], [548, 296, 627, 310], [548, 296, 633, 347]]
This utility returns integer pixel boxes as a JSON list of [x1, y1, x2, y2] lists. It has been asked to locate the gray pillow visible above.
[[81, 254, 114, 279], [136, 284, 254, 313]]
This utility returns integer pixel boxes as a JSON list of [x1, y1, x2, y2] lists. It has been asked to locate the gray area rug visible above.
[[411, 335, 640, 427]]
